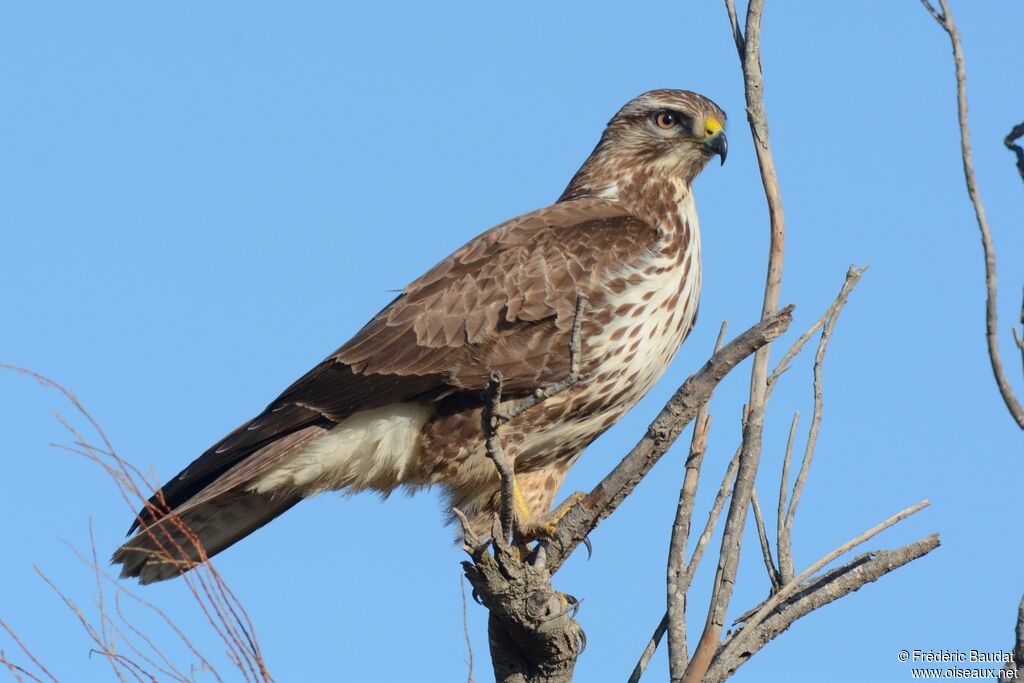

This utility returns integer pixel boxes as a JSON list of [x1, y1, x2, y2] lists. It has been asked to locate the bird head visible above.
[[560, 89, 727, 202]]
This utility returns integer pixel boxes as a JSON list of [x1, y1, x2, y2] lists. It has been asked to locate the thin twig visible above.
[[683, 447, 743, 589], [0, 621, 58, 683], [921, 0, 1024, 429], [1015, 289, 1024, 373], [459, 575, 476, 683], [776, 412, 799, 583], [782, 266, 865, 571], [0, 654, 47, 683], [2, 365, 273, 683], [481, 370, 516, 543], [750, 488, 780, 592], [767, 266, 866, 394]]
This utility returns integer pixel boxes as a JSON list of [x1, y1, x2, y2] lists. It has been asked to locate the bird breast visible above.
[[513, 195, 703, 464], [586, 196, 701, 413]]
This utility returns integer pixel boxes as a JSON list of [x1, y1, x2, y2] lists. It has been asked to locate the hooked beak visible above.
[[707, 132, 728, 165]]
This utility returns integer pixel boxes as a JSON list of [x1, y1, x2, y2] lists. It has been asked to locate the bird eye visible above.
[[655, 112, 677, 129]]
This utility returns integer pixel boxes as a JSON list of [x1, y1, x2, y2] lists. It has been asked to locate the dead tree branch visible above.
[[921, 0, 1024, 429], [775, 266, 865, 584], [775, 412, 799, 583], [706, 533, 940, 682], [749, 488, 781, 593], [460, 576, 477, 683]]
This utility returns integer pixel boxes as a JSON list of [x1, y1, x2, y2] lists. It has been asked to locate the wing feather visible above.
[[131, 197, 659, 532]]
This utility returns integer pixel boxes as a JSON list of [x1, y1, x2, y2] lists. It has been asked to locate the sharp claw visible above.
[[582, 535, 593, 560], [471, 589, 484, 606], [577, 625, 587, 654]]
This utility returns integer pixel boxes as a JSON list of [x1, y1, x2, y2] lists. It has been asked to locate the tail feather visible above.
[[113, 489, 301, 584]]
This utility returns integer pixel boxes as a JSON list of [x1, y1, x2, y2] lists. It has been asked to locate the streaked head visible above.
[[561, 89, 727, 201]]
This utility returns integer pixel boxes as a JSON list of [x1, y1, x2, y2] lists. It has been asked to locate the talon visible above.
[[582, 535, 593, 560]]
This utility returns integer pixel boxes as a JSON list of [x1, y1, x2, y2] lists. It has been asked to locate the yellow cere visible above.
[[704, 116, 723, 137]]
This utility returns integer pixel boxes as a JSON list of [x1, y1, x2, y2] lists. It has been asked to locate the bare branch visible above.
[[1, 366, 274, 683], [767, 266, 866, 394], [481, 371, 517, 544], [0, 620, 58, 683], [683, 447, 743, 590], [666, 322, 727, 678], [750, 488, 781, 592], [459, 575, 476, 683], [780, 266, 865, 569], [921, 0, 1024, 428], [1015, 289, 1024, 372], [776, 412, 799, 584], [733, 500, 931, 638], [706, 534, 941, 682], [628, 616, 669, 683]]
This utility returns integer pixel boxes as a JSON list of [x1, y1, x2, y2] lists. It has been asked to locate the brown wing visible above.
[[132, 197, 658, 529]]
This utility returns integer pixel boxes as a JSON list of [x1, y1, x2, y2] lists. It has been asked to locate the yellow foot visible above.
[[513, 491, 586, 543]]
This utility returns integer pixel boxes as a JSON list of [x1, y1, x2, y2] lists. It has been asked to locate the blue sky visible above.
[[2, 2, 1023, 682]]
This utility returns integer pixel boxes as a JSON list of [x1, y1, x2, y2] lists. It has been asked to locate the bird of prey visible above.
[[114, 89, 728, 583]]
